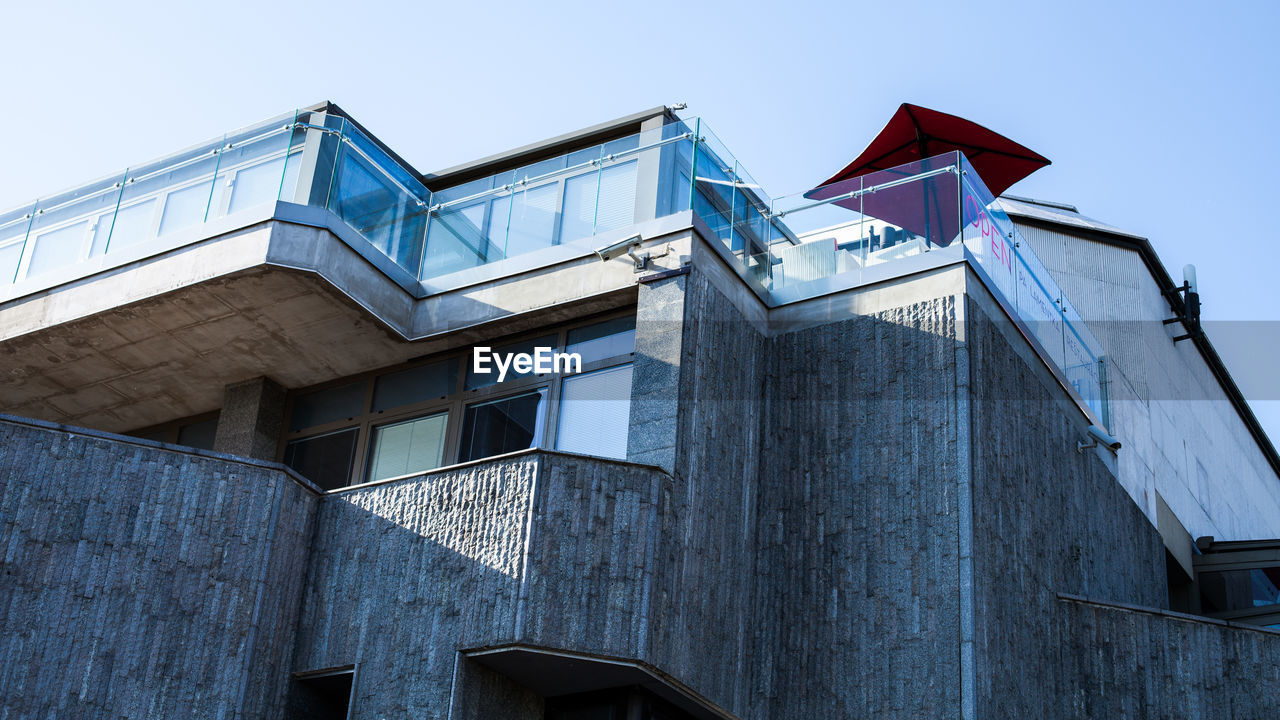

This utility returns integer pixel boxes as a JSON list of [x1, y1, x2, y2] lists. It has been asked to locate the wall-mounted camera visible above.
[[1077, 424, 1122, 453]]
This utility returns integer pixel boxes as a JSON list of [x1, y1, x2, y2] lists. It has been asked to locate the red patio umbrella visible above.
[[806, 103, 1050, 247]]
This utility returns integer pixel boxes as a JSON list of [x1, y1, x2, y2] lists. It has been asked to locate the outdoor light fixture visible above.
[[595, 233, 668, 270], [1077, 424, 1122, 453], [1163, 264, 1202, 344]]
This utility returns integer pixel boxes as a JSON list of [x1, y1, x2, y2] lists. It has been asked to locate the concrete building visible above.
[[1, 102, 1277, 718]]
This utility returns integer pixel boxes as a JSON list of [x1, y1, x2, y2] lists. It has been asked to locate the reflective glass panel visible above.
[[464, 334, 557, 390], [459, 389, 547, 462], [372, 359, 457, 412], [566, 317, 636, 364], [290, 381, 366, 431], [367, 412, 449, 482], [283, 428, 359, 491]]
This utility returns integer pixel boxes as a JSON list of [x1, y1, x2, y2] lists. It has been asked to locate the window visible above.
[[280, 313, 635, 489], [372, 359, 455, 412], [566, 316, 635, 364], [127, 412, 220, 451], [176, 415, 219, 450], [464, 334, 557, 391], [459, 389, 547, 462], [556, 365, 633, 460], [283, 428, 359, 491], [367, 412, 448, 483], [290, 381, 366, 431]]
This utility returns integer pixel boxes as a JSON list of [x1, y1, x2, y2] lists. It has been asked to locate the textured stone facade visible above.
[[292, 452, 670, 718], [0, 417, 318, 719], [1058, 595, 1280, 717], [2, 259, 1277, 719]]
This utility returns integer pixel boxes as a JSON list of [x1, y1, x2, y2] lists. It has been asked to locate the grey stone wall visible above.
[[629, 272, 689, 471], [642, 267, 964, 717], [291, 452, 669, 720], [964, 295, 1171, 718], [755, 295, 963, 718], [0, 416, 317, 719], [646, 267, 768, 713], [1058, 596, 1280, 718]]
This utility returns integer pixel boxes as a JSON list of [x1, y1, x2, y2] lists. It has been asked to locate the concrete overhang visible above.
[[0, 205, 694, 432], [466, 645, 735, 720]]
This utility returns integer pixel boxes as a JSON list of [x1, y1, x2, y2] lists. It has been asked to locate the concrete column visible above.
[[289, 111, 343, 207], [213, 376, 286, 461], [627, 272, 687, 472], [632, 114, 670, 225]]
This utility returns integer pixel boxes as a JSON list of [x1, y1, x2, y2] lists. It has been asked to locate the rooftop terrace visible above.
[[0, 104, 1108, 427]]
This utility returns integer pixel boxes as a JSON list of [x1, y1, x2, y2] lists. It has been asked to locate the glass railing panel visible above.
[[210, 121, 297, 217], [18, 173, 126, 281], [663, 122, 697, 215], [846, 152, 961, 253], [422, 200, 490, 277], [559, 152, 604, 245], [692, 123, 746, 253], [768, 182, 865, 291], [762, 153, 961, 294], [422, 170, 513, 277], [1060, 292, 1105, 418], [960, 170, 1019, 301], [422, 120, 695, 280], [481, 170, 518, 262], [590, 153, 641, 239], [328, 120, 431, 276], [959, 154, 1107, 422], [0, 203, 36, 284], [105, 134, 226, 255]]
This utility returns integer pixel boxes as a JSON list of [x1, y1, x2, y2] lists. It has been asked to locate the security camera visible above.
[[1077, 424, 1122, 453], [595, 234, 644, 262]]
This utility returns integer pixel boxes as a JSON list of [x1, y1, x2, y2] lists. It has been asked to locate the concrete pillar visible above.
[[627, 272, 687, 472], [632, 113, 671, 225], [213, 376, 286, 461]]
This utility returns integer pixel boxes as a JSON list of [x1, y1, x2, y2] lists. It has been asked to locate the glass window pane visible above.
[[464, 334, 558, 390], [594, 160, 638, 233], [105, 199, 157, 251], [367, 412, 448, 482], [487, 194, 511, 260], [0, 239, 22, 284], [556, 364, 632, 460], [227, 155, 286, 214], [372, 358, 457, 413], [158, 180, 214, 236], [130, 427, 170, 443], [567, 317, 636, 364], [26, 222, 89, 278], [459, 389, 547, 462], [560, 170, 600, 243], [423, 202, 488, 277], [177, 415, 219, 451], [283, 427, 359, 491], [504, 182, 559, 257], [290, 381, 366, 431]]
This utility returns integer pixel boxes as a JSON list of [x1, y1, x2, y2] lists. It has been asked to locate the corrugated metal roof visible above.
[[998, 194, 1144, 241]]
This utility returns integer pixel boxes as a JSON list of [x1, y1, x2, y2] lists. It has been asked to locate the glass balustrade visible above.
[[0, 108, 1109, 423]]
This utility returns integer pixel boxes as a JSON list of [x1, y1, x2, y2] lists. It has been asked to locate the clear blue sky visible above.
[[2, 0, 1278, 440]]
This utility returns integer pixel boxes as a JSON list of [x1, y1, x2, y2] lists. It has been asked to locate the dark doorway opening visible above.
[[287, 667, 355, 720]]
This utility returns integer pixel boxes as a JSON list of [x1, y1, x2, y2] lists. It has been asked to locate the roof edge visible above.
[[1009, 213, 1280, 481], [421, 105, 674, 189]]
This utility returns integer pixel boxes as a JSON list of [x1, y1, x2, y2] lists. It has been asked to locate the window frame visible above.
[[278, 308, 636, 489]]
